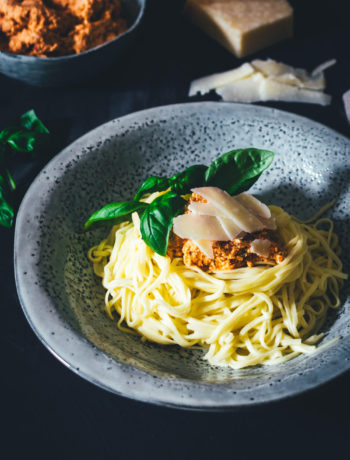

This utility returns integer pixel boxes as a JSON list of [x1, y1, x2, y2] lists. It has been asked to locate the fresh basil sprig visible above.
[[204, 148, 274, 195], [85, 147, 274, 256], [168, 165, 207, 194], [84, 201, 148, 231], [0, 110, 49, 228], [133, 176, 169, 201], [134, 165, 207, 201], [140, 191, 186, 256]]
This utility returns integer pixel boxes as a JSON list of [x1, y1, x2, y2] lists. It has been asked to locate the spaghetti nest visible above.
[[88, 205, 347, 369]]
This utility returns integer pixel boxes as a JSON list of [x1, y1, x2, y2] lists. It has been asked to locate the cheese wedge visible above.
[[183, 0, 293, 58]]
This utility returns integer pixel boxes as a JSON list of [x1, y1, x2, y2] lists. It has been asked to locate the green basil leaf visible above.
[[0, 110, 50, 228], [0, 109, 49, 157], [84, 201, 148, 231], [7, 131, 38, 153], [204, 148, 274, 195], [169, 164, 207, 194], [20, 110, 49, 134], [134, 176, 170, 201], [140, 191, 186, 256], [0, 175, 13, 228], [6, 168, 16, 191]]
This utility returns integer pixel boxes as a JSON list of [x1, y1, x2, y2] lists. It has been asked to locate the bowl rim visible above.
[[0, 0, 147, 61], [13, 102, 350, 410]]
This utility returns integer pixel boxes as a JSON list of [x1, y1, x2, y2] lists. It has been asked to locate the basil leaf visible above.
[[134, 166, 207, 201], [169, 164, 207, 194], [20, 110, 49, 134], [134, 176, 170, 201], [84, 201, 148, 231], [5, 168, 16, 191], [0, 110, 50, 228], [204, 148, 274, 195], [140, 191, 186, 256], [0, 109, 49, 157], [0, 175, 13, 228]]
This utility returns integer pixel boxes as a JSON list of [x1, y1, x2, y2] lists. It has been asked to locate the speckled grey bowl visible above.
[[0, 0, 146, 87], [14, 102, 350, 410]]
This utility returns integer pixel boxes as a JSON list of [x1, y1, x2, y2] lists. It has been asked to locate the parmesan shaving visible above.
[[189, 62, 254, 96], [235, 192, 271, 219], [191, 187, 266, 233], [260, 78, 331, 106], [192, 240, 214, 259], [173, 188, 276, 245], [188, 201, 223, 216], [250, 239, 272, 258], [188, 59, 334, 105], [311, 59, 336, 76], [216, 73, 264, 103], [343, 89, 350, 125], [217, 216, 242, 240], [173, 214, 228, 241]]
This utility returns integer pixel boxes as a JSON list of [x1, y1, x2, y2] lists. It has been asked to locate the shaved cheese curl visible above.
[[191, 187, 266, 233], [173, 214, 229, 241], [235, 192, 271, 219]]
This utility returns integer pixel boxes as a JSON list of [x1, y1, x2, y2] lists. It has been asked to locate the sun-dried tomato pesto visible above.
[[0, 0, 127, 57]]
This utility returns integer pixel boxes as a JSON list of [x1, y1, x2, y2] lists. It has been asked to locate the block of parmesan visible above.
[[183, 0, 293, 58]]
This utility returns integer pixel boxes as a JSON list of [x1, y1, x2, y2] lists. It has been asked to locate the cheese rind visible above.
[[184, 0, 293, 58]]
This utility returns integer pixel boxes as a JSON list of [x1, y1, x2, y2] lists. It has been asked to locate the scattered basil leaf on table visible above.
[[0, 175, 14, 228], [0, 110, 49, 228], [84, 201, 148, 231], [140, 191, 186, 256], [0, 109, 49, 155]]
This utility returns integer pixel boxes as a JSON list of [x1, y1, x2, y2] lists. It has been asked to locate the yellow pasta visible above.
[[88, 204, 347, 369]]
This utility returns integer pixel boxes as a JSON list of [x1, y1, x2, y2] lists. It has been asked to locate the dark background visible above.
[[2, 1, 350, 458]]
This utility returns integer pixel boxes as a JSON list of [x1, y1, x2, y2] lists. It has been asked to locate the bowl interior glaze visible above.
[[14, 102, 350, 409]]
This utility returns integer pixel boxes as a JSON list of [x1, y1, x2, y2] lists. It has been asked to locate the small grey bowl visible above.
[[0, 0, 146, 87], [14, 103, 350, 410]]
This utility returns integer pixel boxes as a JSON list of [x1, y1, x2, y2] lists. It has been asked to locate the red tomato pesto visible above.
[[0, 0, 127, 57], [167, 193, 287, 271]]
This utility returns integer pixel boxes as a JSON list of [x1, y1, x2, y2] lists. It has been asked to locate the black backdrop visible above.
[[2, 1, 350, 458]]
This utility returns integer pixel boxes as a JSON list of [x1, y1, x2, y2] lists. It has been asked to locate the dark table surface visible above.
[[2, 1, 350, 458]]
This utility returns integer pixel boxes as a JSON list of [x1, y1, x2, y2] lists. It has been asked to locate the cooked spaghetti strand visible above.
[[88, 205, 347, 369]]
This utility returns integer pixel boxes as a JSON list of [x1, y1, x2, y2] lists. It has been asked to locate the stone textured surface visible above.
[[14, 102, 350, 409]]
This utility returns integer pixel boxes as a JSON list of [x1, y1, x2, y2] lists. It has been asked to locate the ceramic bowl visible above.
[[14, 102, 350, 410], [0, 0, 146, 87]]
